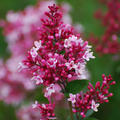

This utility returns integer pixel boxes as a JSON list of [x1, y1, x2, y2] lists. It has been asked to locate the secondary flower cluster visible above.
[[68, 74, 115, 118], [32, 101, 56, 120], [89, 0, 120, 55]]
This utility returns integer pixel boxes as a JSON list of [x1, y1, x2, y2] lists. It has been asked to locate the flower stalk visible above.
[[68, 101, 74, 120]]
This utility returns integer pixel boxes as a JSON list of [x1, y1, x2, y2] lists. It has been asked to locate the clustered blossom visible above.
[[32, 101, 56, 120], [0, 1, 81, 105], [21, 5, 94, 87], [19, 4, 95, 119], [89, 0, 120, 55], [68, 74, 115, 118]]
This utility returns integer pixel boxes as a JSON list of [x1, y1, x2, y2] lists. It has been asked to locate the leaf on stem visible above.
[[65, 80, 89, 95]]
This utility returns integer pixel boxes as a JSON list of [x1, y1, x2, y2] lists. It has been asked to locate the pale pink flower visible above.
[[32, 101, 38, 109], [91, 100, 100, 112], [83, 50, 95, 61], [18, 62, 28, 72], [31, 76, 43, 85], [64, 38, 72, 48], [44, 84, 55, 98], [34, 40, 42, 50], [74, 63, 85, 76], [47, 58, 57, 68], [30, 47, 38, 59], [65, 61, 75, 70], [68, 93, 76, 104]]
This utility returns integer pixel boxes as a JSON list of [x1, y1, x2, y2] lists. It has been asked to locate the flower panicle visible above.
[[68, 74, 115, 118]]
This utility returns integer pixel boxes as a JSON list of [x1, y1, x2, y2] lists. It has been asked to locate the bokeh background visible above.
[[0, 0, 120, 120]]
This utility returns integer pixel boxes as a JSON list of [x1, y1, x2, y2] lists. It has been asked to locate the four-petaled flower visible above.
[[83, 50, 95, 61], [32, 101, 38, 109], [68, 93, 76, 104], [30, 47, 38, 59], [44, 84, 55, 98], [91, 100, 100, 112], [31, 75, 43, 85], [34, 40, 42, 50], [65, 61, 75, 70]]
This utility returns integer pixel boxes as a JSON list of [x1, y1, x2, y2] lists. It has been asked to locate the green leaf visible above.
[[60, 50, 65, 55], [34, 86, 49, 103], [55, 107, 68, 120], [85, 110, 94, 118], [0, 102, 17, 120], [65, 80, 89, 95], [85, 118, 98, 120], [67, 114, 78, 120]]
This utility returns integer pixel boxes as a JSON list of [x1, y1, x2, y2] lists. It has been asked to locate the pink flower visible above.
[[18, 62, 28, 72], [14, 3, 115, 120], [65, 61, 75, 70], [91, 100, 100, 112], [30, 47, 38, 60], [31, 75, 43, 85], [32, 101, 38, 109], [68, 93, 76, 104], [74, 63, 85, 76], [47, 58, 57, 68], [44, 84, 55, 98], [34, 40, 42, 50], [83, 50, 95, 61]]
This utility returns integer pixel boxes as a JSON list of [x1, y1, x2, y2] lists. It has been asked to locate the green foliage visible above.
[[0, 102, 17, 120], [65, 80, 89, 95], [33, 86, 49, 103], [55, 106, 69, 120], [60, 50, 65, 55], [85, 118, 98, 120], [85, 110, 94, 118], [0, 28, 10, 60], [67, 114, 78, 120], [0, 0, 37, 19]]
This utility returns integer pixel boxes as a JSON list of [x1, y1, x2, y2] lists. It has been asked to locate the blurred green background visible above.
[[0, 0, 120, 120]]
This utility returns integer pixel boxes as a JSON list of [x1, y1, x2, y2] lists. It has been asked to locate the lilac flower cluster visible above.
[[21, 5, 94, 87], [32, 101, 56, 120], [68, 74, 115, 118], [0, 1, 78, 105]]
